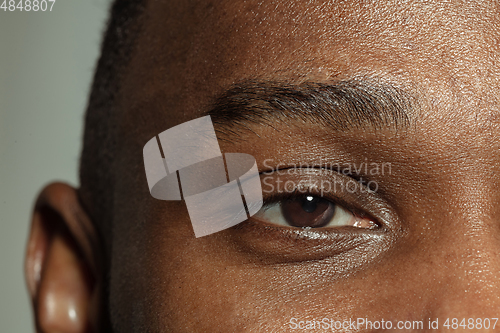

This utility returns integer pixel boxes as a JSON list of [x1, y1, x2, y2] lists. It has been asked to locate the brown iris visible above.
[[281, 195, 336, 228]]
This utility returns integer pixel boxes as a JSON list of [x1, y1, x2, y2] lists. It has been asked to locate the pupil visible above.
[[281, 195, 335, 228], [302, 196, 318, 213]]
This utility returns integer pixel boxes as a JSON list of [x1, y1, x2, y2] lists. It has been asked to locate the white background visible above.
[[0, 0, 110, 331]]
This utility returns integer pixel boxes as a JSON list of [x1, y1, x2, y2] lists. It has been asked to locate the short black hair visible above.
[[79, 0, 145, 259]]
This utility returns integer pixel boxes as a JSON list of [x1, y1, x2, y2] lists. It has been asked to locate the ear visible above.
[[25, 183, 104, 333]]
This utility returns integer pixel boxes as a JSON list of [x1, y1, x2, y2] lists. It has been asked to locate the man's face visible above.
[[112, 1, 500, 331]]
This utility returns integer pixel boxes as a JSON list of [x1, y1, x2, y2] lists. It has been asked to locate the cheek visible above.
[[108, 203, 465, 333], [141, 253, 440, 332], [136, 220, 431, 332], [109, 199, 437, 332]]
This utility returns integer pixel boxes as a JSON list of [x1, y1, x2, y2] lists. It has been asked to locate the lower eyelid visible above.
[[226, 218, 390, 266]]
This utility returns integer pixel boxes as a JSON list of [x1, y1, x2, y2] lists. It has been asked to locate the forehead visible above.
[[119, 0, 500, 138]]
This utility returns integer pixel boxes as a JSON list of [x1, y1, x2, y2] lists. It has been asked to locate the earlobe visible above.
[[36, 231, 92, 332], [25, 183, 102, 332]]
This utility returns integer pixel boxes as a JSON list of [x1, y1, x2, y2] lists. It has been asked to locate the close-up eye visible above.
[[253, 194, 378, 230], [227, 166, 400, 264]]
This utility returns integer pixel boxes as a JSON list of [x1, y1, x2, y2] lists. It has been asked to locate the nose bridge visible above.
[[434, 145, 500, 231], [428, 229, 500, 326], [426, 167, 500, 322]]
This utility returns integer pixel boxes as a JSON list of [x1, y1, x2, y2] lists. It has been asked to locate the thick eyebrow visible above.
[[206, 79, 418, 137]]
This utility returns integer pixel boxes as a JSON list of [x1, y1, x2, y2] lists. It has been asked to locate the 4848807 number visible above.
[[442, 318, 498, 330], [1, 0, 56, 11]]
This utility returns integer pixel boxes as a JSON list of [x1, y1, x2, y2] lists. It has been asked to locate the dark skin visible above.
[[26, 1, 500, 332]]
